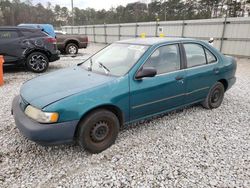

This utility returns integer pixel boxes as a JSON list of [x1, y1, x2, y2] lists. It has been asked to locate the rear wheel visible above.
[[202, 82, 225, 109], [65, 43, 78, 54], [77, 109, 120, 153], [26, 52, 49, 73]]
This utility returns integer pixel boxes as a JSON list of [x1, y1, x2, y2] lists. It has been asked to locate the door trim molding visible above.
[[131, 86, 209, 109]]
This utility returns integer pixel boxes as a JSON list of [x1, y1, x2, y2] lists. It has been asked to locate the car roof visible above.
[[0, 26, 40, 31], [18, 24, 56, 38], [0, 26, 24, 30], [116, 37, 199, 46]]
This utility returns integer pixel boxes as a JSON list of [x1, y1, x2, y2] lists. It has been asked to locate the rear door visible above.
[[0, 29, 23, 63], [182, 42, 219, 104]]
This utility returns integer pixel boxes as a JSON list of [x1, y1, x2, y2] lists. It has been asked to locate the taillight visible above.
[[45, 37, 57, 44]]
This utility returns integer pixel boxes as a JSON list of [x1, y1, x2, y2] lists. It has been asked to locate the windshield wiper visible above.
[[98, 62, 110, 74]]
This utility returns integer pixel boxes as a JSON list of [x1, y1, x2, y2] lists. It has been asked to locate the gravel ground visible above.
[[0, 43, 249, 187]]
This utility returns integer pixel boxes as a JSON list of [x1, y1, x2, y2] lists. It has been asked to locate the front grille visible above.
[[19, 96, 29, 112]]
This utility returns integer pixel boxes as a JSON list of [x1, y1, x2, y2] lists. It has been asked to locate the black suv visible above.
[[0, 27, 60, 73]]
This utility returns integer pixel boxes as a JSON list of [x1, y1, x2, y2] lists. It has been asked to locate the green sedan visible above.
[[12, 37, 237, 153]]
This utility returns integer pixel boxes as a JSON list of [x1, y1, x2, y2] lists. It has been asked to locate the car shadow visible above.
[[120, 106, 190, 132], [3, 65, 27, 73]]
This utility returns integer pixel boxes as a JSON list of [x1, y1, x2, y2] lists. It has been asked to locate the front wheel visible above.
[[26, 52, 49, 73], [77, 109, 120, 153], [202, 82, 225, 109]]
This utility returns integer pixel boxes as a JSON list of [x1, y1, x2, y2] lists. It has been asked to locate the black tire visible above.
[[77, 109, 120, 153], [202, 82, 225, 109], [26, 52, 49, 73], [65, 43, 78, 54]]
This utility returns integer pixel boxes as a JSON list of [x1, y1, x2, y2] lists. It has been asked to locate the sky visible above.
[[30, 0, 150, 10]]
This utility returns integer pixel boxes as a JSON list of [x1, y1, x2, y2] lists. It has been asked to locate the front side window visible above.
[[184, 43, 206, 68], [81, 43, 148, 76], [143, 44, 180, 74], [0, 30, 19, 39]]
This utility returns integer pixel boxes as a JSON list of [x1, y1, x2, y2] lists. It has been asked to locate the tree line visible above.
[[0, 0, 249, 27]]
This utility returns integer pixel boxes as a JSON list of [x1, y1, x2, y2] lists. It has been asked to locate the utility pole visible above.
[[164, 0, 167, 21], [71, 0, 74, 26], [71, 0, 74, 34]]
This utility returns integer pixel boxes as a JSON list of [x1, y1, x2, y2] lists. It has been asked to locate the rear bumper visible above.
[[57, 42, 88, 51], [227, 76, 236, 90], [79, 42, 88, 49], [49, 51, 60, 62], [12, 96, 78, 145]]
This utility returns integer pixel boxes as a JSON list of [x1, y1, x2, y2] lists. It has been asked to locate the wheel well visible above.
[[74, 105, 124, 137], [25, 50, 49, 60], [65, 40, 79, 48], [218, 79, 228, 90]]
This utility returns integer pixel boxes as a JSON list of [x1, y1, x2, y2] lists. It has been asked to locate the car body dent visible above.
[[22, 46, 51, 60], [0, 26, 59, 65]]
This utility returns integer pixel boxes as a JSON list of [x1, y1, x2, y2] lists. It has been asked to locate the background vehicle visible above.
[[18, 23, 56, 38], [0, 26, 59, 73], [55, 30, 88, 54], [12, 38, 236, 153]]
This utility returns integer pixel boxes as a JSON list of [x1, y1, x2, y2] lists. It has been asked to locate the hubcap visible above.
[[68, 45, 77, 54], [90, 121, 109, 142], [211, 89, 221, 103], [28, 55, 47, 71]]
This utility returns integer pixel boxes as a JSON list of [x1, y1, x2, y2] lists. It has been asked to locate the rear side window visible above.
[[183, 43, 206, 68], [0, 30, 19, 39], [143, 44, 181, 74], [205, 48, 217, 63]]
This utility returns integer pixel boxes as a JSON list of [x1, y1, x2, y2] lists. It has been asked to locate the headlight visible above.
[[24, 105, 59, 123]]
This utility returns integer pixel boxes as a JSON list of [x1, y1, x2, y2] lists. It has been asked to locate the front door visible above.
[[129, 44, 186, 121]]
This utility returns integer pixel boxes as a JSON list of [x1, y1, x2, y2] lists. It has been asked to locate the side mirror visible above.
[[135, 67, 157, 79]]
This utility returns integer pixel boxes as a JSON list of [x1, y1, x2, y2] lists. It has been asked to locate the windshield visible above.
[[81, 43, 148, 76]]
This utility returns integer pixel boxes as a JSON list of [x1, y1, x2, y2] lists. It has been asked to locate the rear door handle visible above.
[[213, 68, 219, 74], [175, 76, 184, 84], [175, 76, 184, 81]]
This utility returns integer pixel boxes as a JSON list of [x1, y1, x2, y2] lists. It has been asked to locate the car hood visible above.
[[20, 66, 116, 108]]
